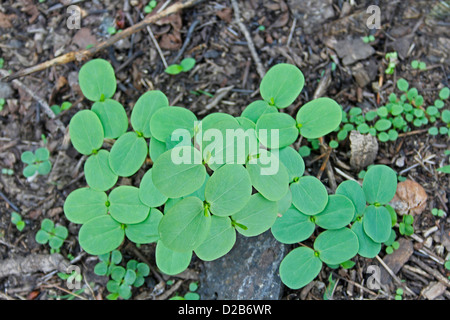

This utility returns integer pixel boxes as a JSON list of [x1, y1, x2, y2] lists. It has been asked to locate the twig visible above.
[[40, 284, 88, 300], [0, 70, 65, 132], [410, 255, 450, 288], [375, 255, 417, 297], [172, 19, 201, 64], [139, 12, 168, 69], [0, 191, 20, 212], [198, 85, 234, 115], [332, 274, 378, 297], [231, 0, 265, 79], [2, 0, 204, 82], [155, 280, 183, 300]]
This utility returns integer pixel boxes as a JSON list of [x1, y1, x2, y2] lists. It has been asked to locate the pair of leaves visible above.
[[21, 148, 52, 177], [279, 228, 359, 289], [35, 219, 68, 250]]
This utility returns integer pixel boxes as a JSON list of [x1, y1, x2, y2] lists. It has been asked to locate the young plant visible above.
[[50, 101, 72, 115], [21, 147, 52, 178], [395, 288, 404, 300], [1, 168, 13, 175], [411, 60, 426, 70], [362, 35, 375, 43], [11, 211, 25, 232], [276, 165, 398, 289], [164, 57, 196, 75], [94, 250, 123, 276], [398, 214, 414, 236], [105, 260, 150, 300], [35, 218, 68, 253], [431, 208, 445, 218], [144, 0, 157, 13], [169, 281, 200, 300], [385, 52, 398, 75], [0, 98, 5, 111]]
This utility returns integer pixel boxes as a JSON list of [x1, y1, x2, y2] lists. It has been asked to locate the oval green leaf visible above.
[[78, 59, 117, 102], [314, 195, 355, 230], [152, 146, 206, 198], [271, 207, 315, 244], [139, 168, 168, 207], [130, 90, 169, 137], [155, 240, 192, 275], [63, 188, 108, 224], [150, 106, 197, 142], [351, 219, 381, 258], [205, 164, 252, 217], [290, 176, 328, 215], [84, 150, 118, 191], [69, 110, 104, 155], [109, 132, 148, 177], [158, 197, 211, 252], [313, 228, 359, 265], [260, 64, 305, 109], [362, 205, 392, 243], [241, 100, 278, 123], [194, 216, 236, 261], [278, 146, 305, 182], [91, 99, 128, 139], [256, 113, 299, 149], [108, 186, 150, 224], [125, 208, 163, 244], [279, 247, 322, 289], [335, 180, 366, 219], [78, 215, 124, 255], [231, 193, 278, 237], [362, 165, 397, 205], [296, 97, 342, 139]]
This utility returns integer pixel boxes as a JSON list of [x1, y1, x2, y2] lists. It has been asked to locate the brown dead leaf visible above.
[[270, 12, 289, 28], [159, 32, 182, 50], [21, 1, 40, 24], [72, 28, 98, 49], [216, 8, 233, 23], [156, 13, 182, 31], [389, 180, 428, 216]]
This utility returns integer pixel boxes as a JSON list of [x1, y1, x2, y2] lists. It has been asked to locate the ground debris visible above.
[[0, 253, 70, 279]]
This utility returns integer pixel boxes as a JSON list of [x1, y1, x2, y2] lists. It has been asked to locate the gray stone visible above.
[[198, 230, 288, 300], [0, 81, 13, 99]]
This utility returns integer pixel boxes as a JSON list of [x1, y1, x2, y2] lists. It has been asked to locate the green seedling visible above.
[[107, 26, 117, 35], [411, 60, 426, 70], [170, 282, 200, 300], [384, 229, 400, 254], [385, 52, 398, 75], [339, 79, 449, 143], [94, 250, 123, 276], [35, 218, 68, 253], [50, 101, 72, 115], [144, 0, 157, 13], [431, 208, 445, 218], [0, 58, 4, 68], [395, 288, 404, 300], [2, 168, 13, 175], [21, 147, 52, 178], [0, 98, 5, 111], [165, 57, 196, 75], [276, 165, 399, 289], [399, 214, 414, 236], [105, 260, 150, 300], [58, 269, 82, 284], [437, 165, 450, 174], [64, 59, 400, 295], [362, 35, 375, 43], [11, 211, 25, 232]]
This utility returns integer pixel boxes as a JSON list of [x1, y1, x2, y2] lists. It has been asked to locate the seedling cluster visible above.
[[11, 211, 25, 232], [106, 259, 150, 300], [35, 218, 68, 253], [21, 147, 52, 178], [164, 57, 196, 75], [337, 78, 450, 143], [65, 58, 403, 293]]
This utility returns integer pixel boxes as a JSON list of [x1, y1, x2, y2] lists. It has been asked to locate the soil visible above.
[[0, 0, 449, 301]]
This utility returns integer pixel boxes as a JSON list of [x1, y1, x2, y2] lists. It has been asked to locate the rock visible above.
[[351, 62, 377, 88], [288, 0, 334, 35], [0, 81, 13, 99], [349, 130, 378, 171], [389, 180, 428, 216], [380, 238, 414, 285], [422, 281, 447, 300], [326, 37, 375, 66], [198, 231, 288, 300]]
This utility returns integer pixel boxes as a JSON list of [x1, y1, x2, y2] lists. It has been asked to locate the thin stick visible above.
[[231, 0, 265, 79], [375, 255, 417, 297], [2, 0, 204, 82], [410, 255, 450, 288], [139, 12, 168, 69]]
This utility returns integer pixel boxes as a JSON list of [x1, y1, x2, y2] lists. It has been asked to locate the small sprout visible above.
[[107, 26, 117, 35], [0, 57, 4, 68], [50, 101, 72, 115], [165, 57, 196, 75], [0, 98, 5, 111], [411, 60, 426, 70], [144, 0, 158, 13], [395, 288, 404, 300], [35, 218, 68, 253], [1, 168, 13, 175], [385, 52, 398, 74], [21, 147, 52, 178], [439, 87, 450, 100], [431, 208, 445, 217], [11, 212, 25, 232], [362, 35, 375, 43], [399, 214, 414, 236]]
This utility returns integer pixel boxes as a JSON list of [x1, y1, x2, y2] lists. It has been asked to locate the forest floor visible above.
[[0, 0, 449, 301]]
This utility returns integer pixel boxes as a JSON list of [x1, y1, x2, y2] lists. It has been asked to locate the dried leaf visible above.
[[0, 12, 16, 28], [72, 28, 98, 49], [270, 12, 289, 28], [216, 8, 233, 23], [159, 32, 182, 50], [389, 180, 428, 216]]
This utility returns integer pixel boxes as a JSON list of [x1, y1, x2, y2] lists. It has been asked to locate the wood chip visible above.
[[379, 238, 414, 285], [389, 180, 428, 216], [422, 281, 447, 300]]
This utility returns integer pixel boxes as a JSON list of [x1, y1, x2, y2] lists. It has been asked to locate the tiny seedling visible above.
[[57, 269, 82, 284], [94, 250, 123, 276], [395, 288, 404, 300], [1, 168, 13, 175], [35, 218, 68, 253], [385, 52, 398, 75], [0, 57, 4, 68], [164, 57, 196, 75], [431, 208, 445, 218], [105, 260, 150, 300], [398, 214, 414, 236], [0, 98, 5, 111], [21, 147, 52, 178], [144, 0, 157, 13], [11, 211, 25, 232], [362, 35, 375, 43], [411, 60, 426, 70], [169, 281, 200, 300], [50, 101, 72, 115]]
